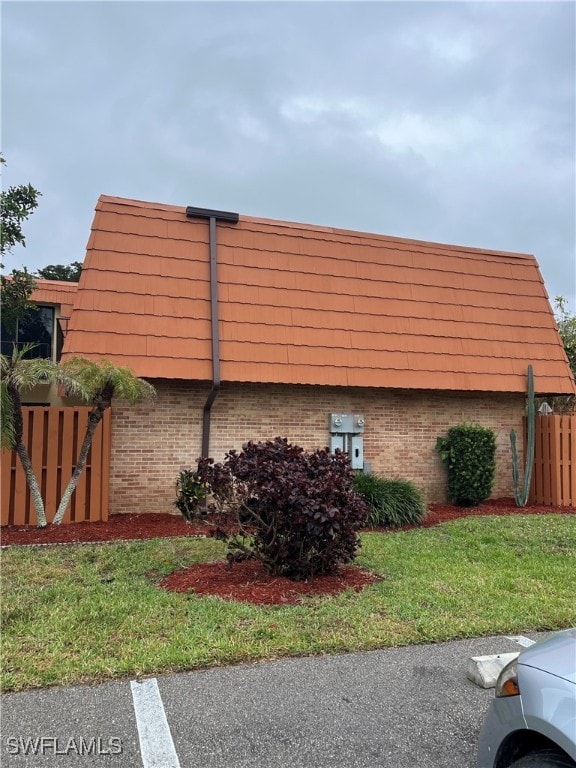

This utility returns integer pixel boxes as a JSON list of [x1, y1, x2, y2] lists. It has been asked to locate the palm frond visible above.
[[12, 358, 58, 391], [1, 344, 59, 391], [59, 357, 156, 405], [52, 367, 92, 402]]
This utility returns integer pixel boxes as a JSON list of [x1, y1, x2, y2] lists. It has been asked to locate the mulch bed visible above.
[[2, 497, 573, 548], [2, 498, 573, 606], [369, 497, 576, 532], [160, 559, 381, 605], [0, 512, 209, 547]]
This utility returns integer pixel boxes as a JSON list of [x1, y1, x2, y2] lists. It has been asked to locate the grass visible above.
[[1, 514, 575, 692]]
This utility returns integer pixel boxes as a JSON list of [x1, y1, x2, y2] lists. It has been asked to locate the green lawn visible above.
[[2, 514, 575, 692]]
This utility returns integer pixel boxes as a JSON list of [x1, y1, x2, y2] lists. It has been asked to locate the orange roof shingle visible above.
[[55, 194, 575, 395], [31, 278, 78, 322]]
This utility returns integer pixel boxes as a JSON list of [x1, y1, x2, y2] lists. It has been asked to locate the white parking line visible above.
[[505, 635, 536, 647], [130, 678, 181, 768]]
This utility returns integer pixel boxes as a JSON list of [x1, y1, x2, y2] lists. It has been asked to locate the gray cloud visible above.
[[3, 1, 574, 308]]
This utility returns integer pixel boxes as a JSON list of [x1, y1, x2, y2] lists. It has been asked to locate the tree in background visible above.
[[0, 268, 37, 337], [555, 296, 576, 379], [0, 154, 41, 335], [36, 262, 83, 282], [0, 154, 41, 259], [537, 297, 576, 414]]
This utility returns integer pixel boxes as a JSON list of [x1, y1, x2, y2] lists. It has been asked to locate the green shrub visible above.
[[436, 423, 496, 506], [174, 469, 208, 522], [353, 473, 427, 528], [186, 438, 369, 581]]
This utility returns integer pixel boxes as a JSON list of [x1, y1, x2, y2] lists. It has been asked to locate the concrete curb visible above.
[[466, 652, 519, 688]]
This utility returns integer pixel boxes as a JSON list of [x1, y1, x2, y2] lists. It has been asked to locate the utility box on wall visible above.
[[330, 414, 365, 434], [328, 414, 365, 470], [350, 434, 364, 469], [329, 434, 345, 453]]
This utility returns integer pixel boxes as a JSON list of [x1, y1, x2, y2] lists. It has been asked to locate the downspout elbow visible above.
[[202, 381, 220, 458]]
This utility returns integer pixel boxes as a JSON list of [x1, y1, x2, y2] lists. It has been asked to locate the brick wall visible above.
[[109, 379, 525, 514]]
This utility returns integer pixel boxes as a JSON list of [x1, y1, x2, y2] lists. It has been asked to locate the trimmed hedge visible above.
[[353, 473, 427, 528], [436, 423, 496, 507]]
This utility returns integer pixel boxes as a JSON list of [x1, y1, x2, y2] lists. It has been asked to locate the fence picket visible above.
[[531, 417, 543, 503], [73, 409, 89, 523], [14, 411, 31, 525], [100, 409, 111, 522], [88, 414, 103, 522], [44, 408, 60, 521], [59, 409, 75, 524], [1, 449, 13, 525], [563, 415, 576, 505], [543, 417, 552, 504]]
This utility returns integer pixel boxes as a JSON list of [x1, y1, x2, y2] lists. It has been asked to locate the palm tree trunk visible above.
[[15, 440, 47, 528], [53, 408, 103, 525], [7, 380, 47, 528]]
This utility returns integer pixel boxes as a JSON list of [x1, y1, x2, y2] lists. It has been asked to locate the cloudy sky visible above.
[[2, 1, 575, 309]]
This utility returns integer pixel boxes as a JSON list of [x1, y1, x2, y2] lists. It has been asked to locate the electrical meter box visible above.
[[329, 414, 365, 434], [329, 414, 354, 434], [328, 414, 365, 469], [350, 434, 364, 469], [330, 434, 345, 453]]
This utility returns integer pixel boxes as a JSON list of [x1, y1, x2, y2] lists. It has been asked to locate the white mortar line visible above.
[[130, 678, 181, 768]]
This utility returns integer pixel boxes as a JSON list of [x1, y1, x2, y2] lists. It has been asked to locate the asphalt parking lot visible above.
[[2, 633, 547, 768]]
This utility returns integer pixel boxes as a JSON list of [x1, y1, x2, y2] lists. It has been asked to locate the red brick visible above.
[[108, 381, 524, 514]]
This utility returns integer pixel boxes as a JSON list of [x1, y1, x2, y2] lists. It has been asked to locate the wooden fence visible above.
[[531, 413, 576, 507], [1, 407, 111, 526]]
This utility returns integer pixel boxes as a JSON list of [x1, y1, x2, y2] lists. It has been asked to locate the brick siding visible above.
[[109, 380, 525, 514]]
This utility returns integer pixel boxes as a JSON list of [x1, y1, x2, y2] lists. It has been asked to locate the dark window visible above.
[[1, 306, 55, 359]]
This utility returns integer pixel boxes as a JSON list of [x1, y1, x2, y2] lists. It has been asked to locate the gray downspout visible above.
[[185, 206, 239, 458], [202, 216, 219, 459]]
